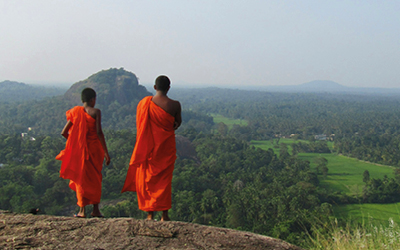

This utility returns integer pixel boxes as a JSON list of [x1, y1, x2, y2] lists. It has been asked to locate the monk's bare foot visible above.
[[147, 211, 154, 221], [74, 212, 86, 218], [161, 210, 170, 221], [91, 212, 104, 218], [74, 206, 86, 218], [91, 204, 103, 217], [161, 216, 170, 221]]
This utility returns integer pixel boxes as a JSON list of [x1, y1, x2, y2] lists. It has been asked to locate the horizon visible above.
[[3, 77, 400, 91], [7, 77, 400, 91], [1, 1, 399, 89]]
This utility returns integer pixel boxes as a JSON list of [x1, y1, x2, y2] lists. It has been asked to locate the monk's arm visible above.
[[95, 109, 111, 165], [61, 120, 73, 139], [174, 102, 182, 130]]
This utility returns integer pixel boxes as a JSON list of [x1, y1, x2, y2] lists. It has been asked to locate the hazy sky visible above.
[[1, 0, 399, 88]]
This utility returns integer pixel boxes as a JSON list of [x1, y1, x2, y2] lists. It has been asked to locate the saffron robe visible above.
[[122, 96, 177, 211], [56, 106, 105, 207]]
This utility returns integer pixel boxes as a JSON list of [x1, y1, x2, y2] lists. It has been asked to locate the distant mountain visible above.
[[0, 80, 26, 89], [250, 80, 400, 95], [299, 80, 348, 91], [0, 80, 66, 103], [64, 68, 150, 106], [0, 68, 153, 135]]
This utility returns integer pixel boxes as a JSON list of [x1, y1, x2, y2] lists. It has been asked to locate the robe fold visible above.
[[56, 106, 104, 207], [122, 96, 177, 211]]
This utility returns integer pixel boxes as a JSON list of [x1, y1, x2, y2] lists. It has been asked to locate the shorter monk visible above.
[[122, 75, 181, 221], [56, 88, 111, 218]]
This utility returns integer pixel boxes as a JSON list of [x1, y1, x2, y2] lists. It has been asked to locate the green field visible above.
[[251, 139, 394, 195], [211, 114, 248, 128], [300, 153, 394, 195], [252, 139, 398, 224], [334, 203, 400, 225]]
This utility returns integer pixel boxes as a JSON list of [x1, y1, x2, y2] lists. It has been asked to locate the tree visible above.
[[314, 157, 328, 175], [363, 170, 370, 183], [321, 166, 329, 178], [217, 122, 228, 136], [279, 143, 290, 160]]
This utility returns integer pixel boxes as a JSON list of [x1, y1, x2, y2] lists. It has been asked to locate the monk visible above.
[[122, 75, 181, 221], [56, 88, 111, 218]]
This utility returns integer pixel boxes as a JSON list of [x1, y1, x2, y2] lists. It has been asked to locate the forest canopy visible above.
[[1, 68, 400, 247], [0, 80, 66, 103]]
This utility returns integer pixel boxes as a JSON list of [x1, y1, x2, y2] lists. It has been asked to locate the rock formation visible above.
[[64, 68, 150, 106], [0, 210, 304, 250]]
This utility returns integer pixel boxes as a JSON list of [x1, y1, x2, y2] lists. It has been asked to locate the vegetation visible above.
[[252, 140, 395, 195], [307, 218, 400, 250], [334, 203, 400, 225], [2, 69, 400, 248], [0, 80, 66, 103], [211, 113, 248, 129], [0, 131, 331, 246]]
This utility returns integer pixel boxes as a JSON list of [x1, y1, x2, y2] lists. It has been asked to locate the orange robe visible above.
[[122, 96, 177, 211], [56, 106, 105, 207]]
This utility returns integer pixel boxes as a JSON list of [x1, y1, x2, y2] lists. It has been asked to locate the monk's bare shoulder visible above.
[[84, 106, 100, 119], [94, 108, 101, 118], [169, 98, 181, 116], [171, 98, 181, 107]]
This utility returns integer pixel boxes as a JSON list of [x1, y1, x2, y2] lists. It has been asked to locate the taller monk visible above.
[[122, 75, 181, 221]]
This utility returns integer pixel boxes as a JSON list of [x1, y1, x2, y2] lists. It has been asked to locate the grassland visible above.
[[334, 203, 400, 225], [211, 114, 248, 128], [307, 214, 400, 250], [251, 138, 398, 225], [301, 153, 394, 195], [251, 139, 394, 195]]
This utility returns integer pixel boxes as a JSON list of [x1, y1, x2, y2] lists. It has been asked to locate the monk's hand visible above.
[[105, 153, 111, 165], [174, 121, 180, 130], [62, 132, 69, 139]]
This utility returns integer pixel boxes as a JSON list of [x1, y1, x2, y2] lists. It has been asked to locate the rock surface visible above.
[[64, 68, 150, 106], [0, 210, 304, 250]]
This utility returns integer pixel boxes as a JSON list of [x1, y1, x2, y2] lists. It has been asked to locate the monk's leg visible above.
[[161, 210, 170, 221], [91, 204, 103, 217], [75, 183, 88, 217], [75, 206, 86, 218], [147, 211, 154, 221]]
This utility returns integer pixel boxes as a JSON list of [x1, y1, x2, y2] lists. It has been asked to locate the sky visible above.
[[0, 0, 399, 88]]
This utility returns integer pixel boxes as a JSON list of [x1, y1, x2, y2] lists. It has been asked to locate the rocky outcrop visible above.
[[175, 135, 198, 160], [0, 210, 304, 250], [64, 68, 150, 106]]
